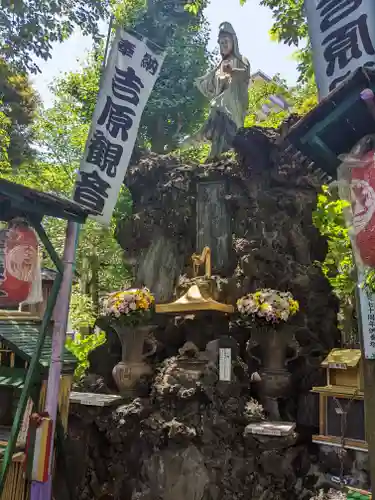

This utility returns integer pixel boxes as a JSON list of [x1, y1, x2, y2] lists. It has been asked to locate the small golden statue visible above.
[[192, 246, 212, 278], [155, 247, 233, 315]]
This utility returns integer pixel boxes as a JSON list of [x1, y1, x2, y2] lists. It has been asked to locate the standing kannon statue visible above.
[[184, 22, 250, 159]]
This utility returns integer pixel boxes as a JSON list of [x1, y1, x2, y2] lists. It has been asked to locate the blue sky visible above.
[[31, 0, 299, 107]]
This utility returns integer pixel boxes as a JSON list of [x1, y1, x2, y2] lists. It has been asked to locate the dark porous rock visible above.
[[65, 124, 342, 500]]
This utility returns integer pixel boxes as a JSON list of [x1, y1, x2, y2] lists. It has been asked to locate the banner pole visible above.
[[29, 221, 79, 500], [102, 15, 114, 75]]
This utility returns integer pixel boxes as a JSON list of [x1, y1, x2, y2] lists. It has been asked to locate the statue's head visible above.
[[218, 22, 238, 58], [218, 32, 234, 57]]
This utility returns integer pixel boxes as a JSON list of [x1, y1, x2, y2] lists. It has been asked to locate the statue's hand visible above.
[[222, 61, 233, 74]]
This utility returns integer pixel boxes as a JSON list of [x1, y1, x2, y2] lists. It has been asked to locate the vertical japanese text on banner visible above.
[[304, 0, 375, 98], [74, 30, 165, 224]]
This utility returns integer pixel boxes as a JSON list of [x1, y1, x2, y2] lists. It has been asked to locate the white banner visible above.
[[74, 30, 165, 224], [304, 0, 375, 99], [358, 273, 375, 359]]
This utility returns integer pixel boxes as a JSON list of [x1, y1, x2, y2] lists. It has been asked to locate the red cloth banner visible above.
[[350, 151, 375, 267], [0, 220, 39, 306]]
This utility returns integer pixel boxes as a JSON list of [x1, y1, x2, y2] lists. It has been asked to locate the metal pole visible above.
[[355, 274, 375, 492], [30, 221, 79, 500]]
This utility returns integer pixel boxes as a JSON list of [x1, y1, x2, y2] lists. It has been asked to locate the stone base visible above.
[[244, 421, 298, 454], [245, 421, 296, 437]]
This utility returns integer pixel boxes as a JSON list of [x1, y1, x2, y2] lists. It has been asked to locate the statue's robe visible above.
[[193, 54, 250, 158]]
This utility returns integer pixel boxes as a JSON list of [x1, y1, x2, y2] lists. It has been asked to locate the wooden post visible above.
[[355, 278, 375, 490], [363, 359, 375, 484]]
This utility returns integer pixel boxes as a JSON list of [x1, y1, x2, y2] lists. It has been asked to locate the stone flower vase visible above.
[[247, 322, 299, 421], [112, 324, 157, 396]]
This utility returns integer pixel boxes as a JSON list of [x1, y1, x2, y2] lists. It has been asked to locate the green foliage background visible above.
[[312, 186, 354, 301], [312, 186, 357, 340]]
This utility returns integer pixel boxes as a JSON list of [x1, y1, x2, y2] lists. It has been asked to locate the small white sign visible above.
[[219, 348, 231, 382], [358, 276, 375, 359], [328, 363, 347, 370]]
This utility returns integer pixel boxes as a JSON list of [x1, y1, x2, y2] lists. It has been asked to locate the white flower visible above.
[[280, 311, 289, 321]]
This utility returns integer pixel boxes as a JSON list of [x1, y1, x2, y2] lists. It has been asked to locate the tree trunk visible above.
[[89, 255, 100, 314]]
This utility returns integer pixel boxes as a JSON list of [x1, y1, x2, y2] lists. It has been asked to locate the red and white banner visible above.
[[0, 219, 42, 307], [350, 150, 375, 267], [338, 136, 375, 359]]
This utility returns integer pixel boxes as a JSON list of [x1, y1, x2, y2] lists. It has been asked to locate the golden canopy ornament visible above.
[[155, 247, 234, 315]]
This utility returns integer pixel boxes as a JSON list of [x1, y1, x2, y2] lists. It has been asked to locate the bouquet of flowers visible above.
[[103, 287, 155, 326], [237, 289, 299, 324]]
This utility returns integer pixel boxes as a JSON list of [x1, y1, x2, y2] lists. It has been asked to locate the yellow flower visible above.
[[137, 299, 149, 310], [146, 293, 155, 304], [288, 299, 299, 315]]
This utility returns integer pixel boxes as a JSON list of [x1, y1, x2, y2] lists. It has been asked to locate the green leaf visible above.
[[312, 185, 355, 332], [66, 331, 106, 380]]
